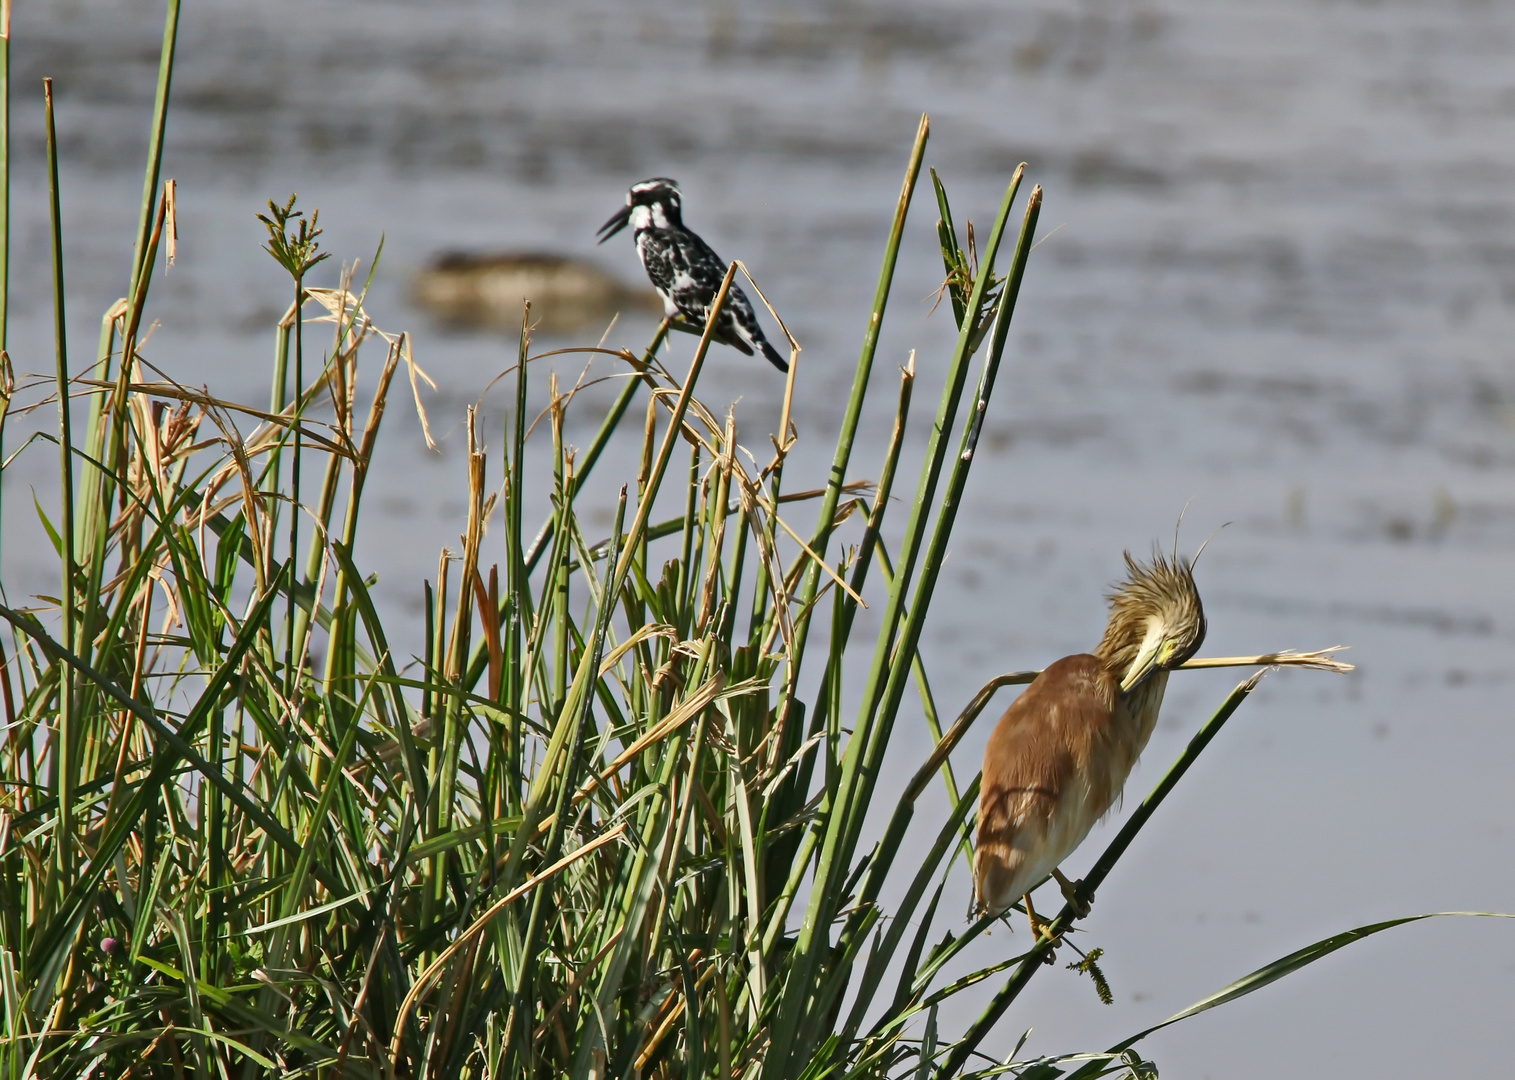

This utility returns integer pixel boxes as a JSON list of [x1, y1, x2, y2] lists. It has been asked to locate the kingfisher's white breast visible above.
[[627, 204, 655, 232], [628, 203, 676, 232]]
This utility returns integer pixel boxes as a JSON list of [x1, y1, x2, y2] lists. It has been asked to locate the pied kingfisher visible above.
[[598, 178, 788, 373]]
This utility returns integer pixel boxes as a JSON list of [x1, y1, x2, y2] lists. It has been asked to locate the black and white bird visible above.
[[597, 178, 788, 373]]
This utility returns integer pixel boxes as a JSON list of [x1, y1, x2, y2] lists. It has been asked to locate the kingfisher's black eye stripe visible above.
[[602, 177, 788, 373]]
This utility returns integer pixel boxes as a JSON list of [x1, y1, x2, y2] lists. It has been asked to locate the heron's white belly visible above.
[[976, 778, 1105, 915]]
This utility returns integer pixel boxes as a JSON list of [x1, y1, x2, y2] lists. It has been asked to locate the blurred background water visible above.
[[3, 1, 1513, 1075]]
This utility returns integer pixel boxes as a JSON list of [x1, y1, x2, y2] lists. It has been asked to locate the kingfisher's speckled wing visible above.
[[634, 228, 685, 304], [636, 226, 788, 371]]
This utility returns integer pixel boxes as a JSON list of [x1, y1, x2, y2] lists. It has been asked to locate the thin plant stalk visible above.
[[43, 77, 76, 909], [784, 113, 929, 697], [765, 165, 1029, 1080], [0, 0, 10, 568], [128, 0, 180, 300]]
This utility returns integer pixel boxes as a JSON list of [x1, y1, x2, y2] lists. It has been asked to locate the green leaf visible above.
[[32, 491, 63, 556], [1117, 911, 1515, 1050], [1052, 911, 1515, 1080]]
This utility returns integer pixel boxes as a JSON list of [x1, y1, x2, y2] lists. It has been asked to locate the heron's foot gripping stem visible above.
[[1021, 894, 1062, 964], [1052, 869, 1092, 919]]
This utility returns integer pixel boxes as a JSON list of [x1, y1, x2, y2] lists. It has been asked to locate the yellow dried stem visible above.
[[447, 406, 487, 682], [388, 823, 628, 1063], [1179, 647, 1354, 673]]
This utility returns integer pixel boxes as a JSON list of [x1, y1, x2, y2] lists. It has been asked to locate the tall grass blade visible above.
[[0, 0, 9, 564], [43, 78, 78, 910], [768, 165, 1029, 1080]]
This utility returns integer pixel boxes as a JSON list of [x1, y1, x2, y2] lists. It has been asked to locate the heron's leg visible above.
[[1052, 868, 1092, 918], [1024, 894, 1062, 937], [1022, 893, 1043, 937], [1022, 894, 1061, 963]]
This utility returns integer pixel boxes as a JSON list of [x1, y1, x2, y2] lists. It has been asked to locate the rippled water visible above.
[[4, 2, 1513, 1075]]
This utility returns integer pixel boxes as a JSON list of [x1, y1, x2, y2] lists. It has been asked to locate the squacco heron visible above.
[[974, 550, 1206, 936]]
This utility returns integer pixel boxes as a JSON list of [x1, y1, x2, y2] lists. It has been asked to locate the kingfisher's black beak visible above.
[[596, 204, 631, 244]]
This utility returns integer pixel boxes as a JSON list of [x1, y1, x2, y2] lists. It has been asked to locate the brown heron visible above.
[[973, 550, 1206, 937]]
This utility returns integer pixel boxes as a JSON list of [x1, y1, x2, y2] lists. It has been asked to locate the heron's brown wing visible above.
[[978, 654, 1121, 831], [974, 654, 1121, 911]]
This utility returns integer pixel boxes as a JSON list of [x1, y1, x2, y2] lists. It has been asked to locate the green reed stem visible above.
[[507, 316, 530, 800], [766, 163, 1025, 1080], [760, 360, 917, 956], [784, 114, 929, 695], [508, 266, 734, 880], [506, 490, 626, 1077], [798, 189, 1042, 1072], [129, 0, 179, 301], [43, 78, 76, 902], [0, 2, 10, 570], [520, 321, 668, 576], [845, 185, 1042, 882], [285, 275, 305, 699], [870, 535, 960, 818]]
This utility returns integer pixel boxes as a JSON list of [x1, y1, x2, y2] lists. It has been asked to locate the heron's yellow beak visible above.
[[1121, 633, 1177, 693]]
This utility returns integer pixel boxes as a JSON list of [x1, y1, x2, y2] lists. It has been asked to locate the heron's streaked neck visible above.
[[1120, 667, 1170, 744], [1095, 612, 1156, 682]]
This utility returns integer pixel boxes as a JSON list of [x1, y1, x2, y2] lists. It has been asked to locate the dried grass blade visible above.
[[388, 822, 628, 1062]]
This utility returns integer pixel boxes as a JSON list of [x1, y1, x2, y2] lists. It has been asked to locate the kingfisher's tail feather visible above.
[[758, 337, 789, 373]]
